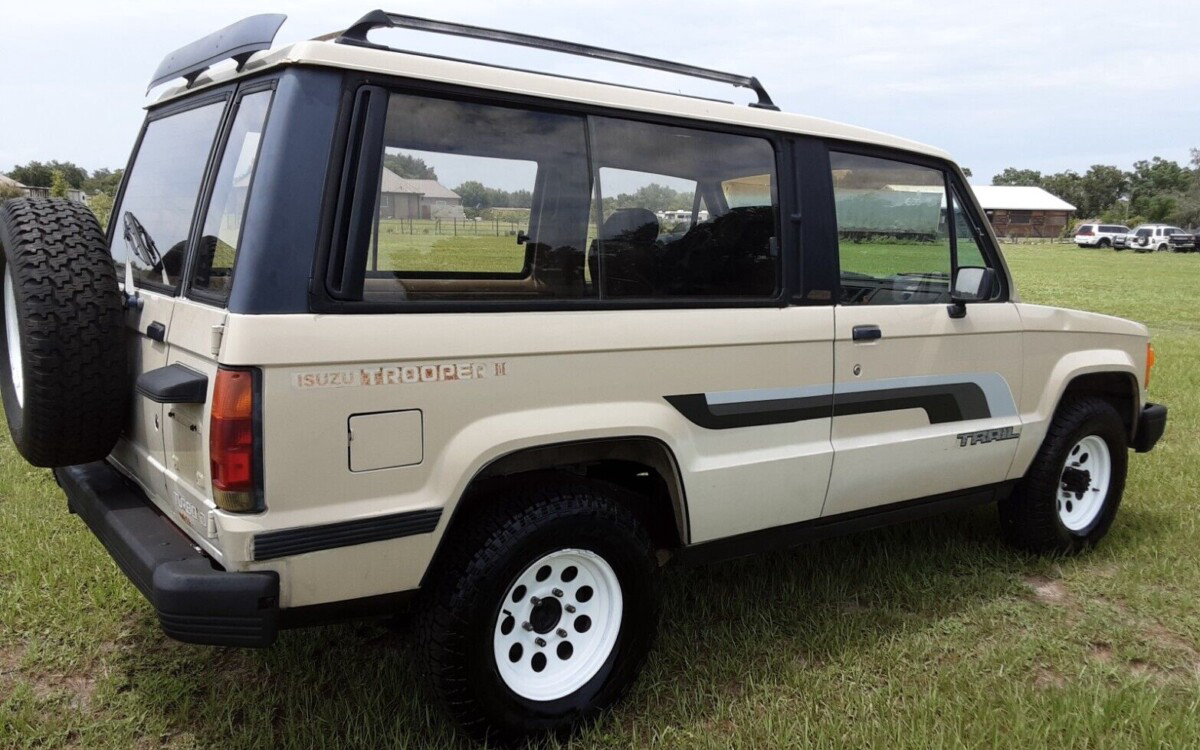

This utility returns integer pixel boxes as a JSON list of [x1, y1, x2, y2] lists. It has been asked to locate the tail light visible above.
[[1145, 343, 1156, 390], [210, 367, 263, 512]]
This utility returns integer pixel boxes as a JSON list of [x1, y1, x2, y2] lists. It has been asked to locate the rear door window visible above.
[[189, 90, 273, 301], [111, 99, 226, 292]]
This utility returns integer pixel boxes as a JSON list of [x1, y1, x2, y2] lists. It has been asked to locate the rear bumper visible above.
[[1133, 403, 1168, 453], [54, 462, 279, 647]]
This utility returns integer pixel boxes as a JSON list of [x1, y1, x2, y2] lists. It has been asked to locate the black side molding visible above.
[[135, 364, 208, 404], [1133, 402, 1167, 453], [253, 508, 443, 561]]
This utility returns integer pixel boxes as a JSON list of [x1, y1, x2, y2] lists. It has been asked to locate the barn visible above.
[[971, 185, 1076, 239], [377, 168, 464, 220]]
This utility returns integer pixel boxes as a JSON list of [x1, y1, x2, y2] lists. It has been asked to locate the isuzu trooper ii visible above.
[[0, 11, 1168, 742]]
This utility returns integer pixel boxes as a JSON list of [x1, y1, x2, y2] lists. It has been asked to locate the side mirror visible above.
[[948, 266, 995, 318]]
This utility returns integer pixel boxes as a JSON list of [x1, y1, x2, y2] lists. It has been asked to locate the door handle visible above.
[[852, 325, 882, 342]]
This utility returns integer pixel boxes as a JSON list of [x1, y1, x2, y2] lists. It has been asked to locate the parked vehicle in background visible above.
[[1115, 224, 1185, 253], [1074, 223, 1130, 248], [1168, 229, 1198, 253]]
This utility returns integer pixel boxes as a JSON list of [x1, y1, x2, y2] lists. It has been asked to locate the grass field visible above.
[[2, 243, 1198, 749]]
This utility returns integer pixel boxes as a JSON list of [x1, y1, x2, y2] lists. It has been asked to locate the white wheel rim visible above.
[[3, 266, 23, 408], [1057, 435, 1111, 531], [493, 548, 623, 702]]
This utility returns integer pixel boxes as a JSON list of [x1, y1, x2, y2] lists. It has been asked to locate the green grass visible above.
[[2, 243, 1199, 749]]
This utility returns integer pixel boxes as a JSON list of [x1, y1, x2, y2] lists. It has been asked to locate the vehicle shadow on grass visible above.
[[115, 503, 1159, 749]]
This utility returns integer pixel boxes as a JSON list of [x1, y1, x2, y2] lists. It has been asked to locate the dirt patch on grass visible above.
[[1024, 575, 1069, 605], [0, 642, 102, 711]]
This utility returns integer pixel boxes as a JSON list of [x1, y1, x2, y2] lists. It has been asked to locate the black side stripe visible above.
[[253, 508, 442, 561], [666, 382, 990, 430]]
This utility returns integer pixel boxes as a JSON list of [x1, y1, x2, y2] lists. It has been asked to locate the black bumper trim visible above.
[[55, 462, 279, 648], [253, 508, 442, 561], [1133, 402, 1167, 453]]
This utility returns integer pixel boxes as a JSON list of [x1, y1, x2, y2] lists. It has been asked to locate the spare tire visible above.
[[0, 198, 128, 467]]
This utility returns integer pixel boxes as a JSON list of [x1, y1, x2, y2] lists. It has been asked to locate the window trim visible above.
[[108, 88, 234, 298], [184, 79, 279, 308], [821, 141, 1009, 306], [312, 75, 793, 314]]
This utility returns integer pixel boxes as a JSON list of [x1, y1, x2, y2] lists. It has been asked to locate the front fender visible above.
[[1008, 346, 1141, 480]]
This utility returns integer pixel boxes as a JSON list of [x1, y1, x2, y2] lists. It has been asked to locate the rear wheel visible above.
[[417, 477, 661, 743], [0, 199, 128, 467], [999, 397, 1128, 553]]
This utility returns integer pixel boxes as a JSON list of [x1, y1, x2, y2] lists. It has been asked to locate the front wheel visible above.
[[999, 396, 1128, 553], [416, 477, 661, 743], [1098, 238, 1111, 248]]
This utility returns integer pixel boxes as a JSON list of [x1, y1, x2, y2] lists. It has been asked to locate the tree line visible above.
[[990, 150, 1200, 228]]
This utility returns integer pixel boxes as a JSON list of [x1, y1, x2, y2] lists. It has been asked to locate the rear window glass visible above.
[[190, 90, 273, 301], [111, 100, 225, 291]]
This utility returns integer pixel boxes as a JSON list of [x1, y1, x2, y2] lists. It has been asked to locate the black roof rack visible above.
[[337, 10, 779, 111], [148, 13, 287, 94]]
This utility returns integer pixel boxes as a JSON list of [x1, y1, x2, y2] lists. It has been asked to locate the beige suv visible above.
[[0, 11, 1168, 742]]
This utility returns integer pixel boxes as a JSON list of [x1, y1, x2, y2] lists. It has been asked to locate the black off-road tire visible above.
[[0, 198, 128, 467], [416, 476, 661, 745], [1098, 238, 1111, 248], [998, 396, 1128, 554]]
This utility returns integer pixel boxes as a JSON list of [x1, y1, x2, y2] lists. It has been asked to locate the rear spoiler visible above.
[[148, 13, 287, 94]]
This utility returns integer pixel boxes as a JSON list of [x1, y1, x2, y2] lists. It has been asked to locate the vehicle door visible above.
[[160, 85, 275, 540], [108, 92, 232, 509], [821, 150, 1024, 517]]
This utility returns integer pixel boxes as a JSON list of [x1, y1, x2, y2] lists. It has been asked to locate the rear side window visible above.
[[1099, 225, 1125, 233], [190, 90, 273, 301], [363, 93, 590, 303], [353, 89, 780, 304], [589, 117, 779, 298], [111, 100, 225, 291]]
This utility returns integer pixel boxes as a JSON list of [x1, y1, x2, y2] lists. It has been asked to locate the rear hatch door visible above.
[[108, 93, 233, 509]]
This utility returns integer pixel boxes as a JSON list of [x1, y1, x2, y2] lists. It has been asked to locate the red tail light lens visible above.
[[210, 368, 261, 512]]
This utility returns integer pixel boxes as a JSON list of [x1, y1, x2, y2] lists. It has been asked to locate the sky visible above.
[[1, 0, 1197, 184]]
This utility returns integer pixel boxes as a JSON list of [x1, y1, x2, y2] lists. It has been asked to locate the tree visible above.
[[1128, 157, 1191, 217], [87, 192, 115, 230], [961, 167, 973, 178], [8, 160, 87, 189], [83, 168, 123, 195], [0, 183, 22, 202], [49, 170, 70, 198], [1077, 165, 1127, 218], [1040, 171, 1085, 213], [383, 153, 437, 180], [992, 167, 1043, 186]]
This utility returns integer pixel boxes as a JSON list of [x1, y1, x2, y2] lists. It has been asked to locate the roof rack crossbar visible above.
[[337, 10, 779, 110], [148, 13, 287, 94]]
